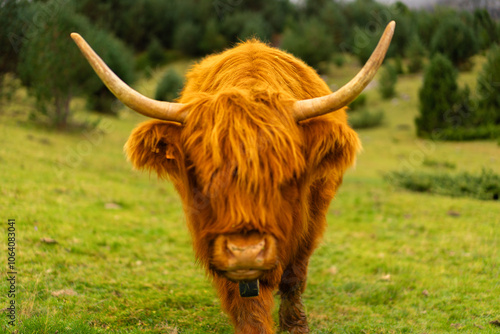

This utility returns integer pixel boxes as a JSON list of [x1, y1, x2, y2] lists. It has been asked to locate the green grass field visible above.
[[1, 56, 499, 333]]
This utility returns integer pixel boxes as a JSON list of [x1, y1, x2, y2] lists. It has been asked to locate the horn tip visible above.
[[388, 21, 396, 32], [70, 32, 82, 41]]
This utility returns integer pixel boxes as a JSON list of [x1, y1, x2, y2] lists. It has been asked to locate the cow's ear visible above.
[[124, 120, 184, 178], [301, 113, 361, 180]]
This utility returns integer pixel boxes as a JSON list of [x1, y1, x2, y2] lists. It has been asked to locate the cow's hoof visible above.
[[279, 313, 309, 333], [279, 324, 309, 334], [279, 297, 309, 333]]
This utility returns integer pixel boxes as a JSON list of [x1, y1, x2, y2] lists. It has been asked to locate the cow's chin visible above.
[[222, 269, 263, 282]]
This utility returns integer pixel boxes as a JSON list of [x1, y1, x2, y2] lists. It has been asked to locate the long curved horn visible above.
[[71, 33, 187, 124], [293, 21, 396, 122]]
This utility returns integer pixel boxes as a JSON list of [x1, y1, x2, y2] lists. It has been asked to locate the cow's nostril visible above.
[[229, 245, 245, 252]]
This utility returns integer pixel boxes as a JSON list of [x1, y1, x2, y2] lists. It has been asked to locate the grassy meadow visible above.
[[1, 54, 499, 334]]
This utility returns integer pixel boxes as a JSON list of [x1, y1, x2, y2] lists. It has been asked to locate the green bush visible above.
[[77, 0, 179, 51], [498, 22, 500, 44], [239, 13, 272, 42], [320, 1, 349, 47], [304, 0, 330, 16], [351, 28, 379, 65], [348, 109, 384, 129], [281, 18, 336, 71], [416, 54, 459, 137], [378, 64, 398, 99], [385, 169, 500, 201], [348, 93, 367, 111], [416, 50, 500, 141], [406, 34, 426, 73], [199, 19, 227, 54], [136, 38, 170, 76], [0, 74, 22, 103], [173, 21, 202, 56], [0, 0, 29, 75], [221, 12, 251, 41], [261, 0, 295, 34], [155, 69, 184, 102], [18, 2, 98, 128], [221, 12, 272, 43], [476, 44, 500, 125], [422, 158, 456, 170], [146, 38, 166, 68], [18, 1, 135, 126], [473, 9, 498, 50], [434, 125, 500, 141], [137, 49, 183, 75], [414, 9, 435, 48], [332, 54, 345, 68], [393, 56, 404, 75], [430, 18, 478, 68]]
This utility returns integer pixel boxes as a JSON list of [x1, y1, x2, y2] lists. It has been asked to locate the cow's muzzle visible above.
[[212, 232, 278, 282]]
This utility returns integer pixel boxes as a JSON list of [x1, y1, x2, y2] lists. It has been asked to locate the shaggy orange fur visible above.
[[124, 39, 361, 333]]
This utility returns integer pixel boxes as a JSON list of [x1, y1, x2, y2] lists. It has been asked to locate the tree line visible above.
[[0, 0, 499, 131]]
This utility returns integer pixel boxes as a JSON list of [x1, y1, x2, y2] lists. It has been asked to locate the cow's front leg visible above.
[[214, 276, 275, 334], [278, 259, 309, 333]]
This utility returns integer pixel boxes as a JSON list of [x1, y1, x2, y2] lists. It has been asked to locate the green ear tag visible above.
[[239, 280, 259, 297]]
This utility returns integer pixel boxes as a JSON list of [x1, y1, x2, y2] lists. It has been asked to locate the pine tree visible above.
[[281, 18, 335, 71], [430, 17, 478, 68], [406, 34, 426, 73], [378, 64, 398, 99], [476, 44, 500, 125], [416, 54, 459, 137], [18, 1, 135, 127], [155, 69, 184, 102], [173, 21, 202, 56], [199, 19, 227, 54]]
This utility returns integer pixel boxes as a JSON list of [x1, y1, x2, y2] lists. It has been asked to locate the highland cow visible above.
[[71, 21, 395, 333]]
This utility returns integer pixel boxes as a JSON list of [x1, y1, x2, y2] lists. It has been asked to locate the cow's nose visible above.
[[226, 236, 266, 268], [212, 232, 277, 281]]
